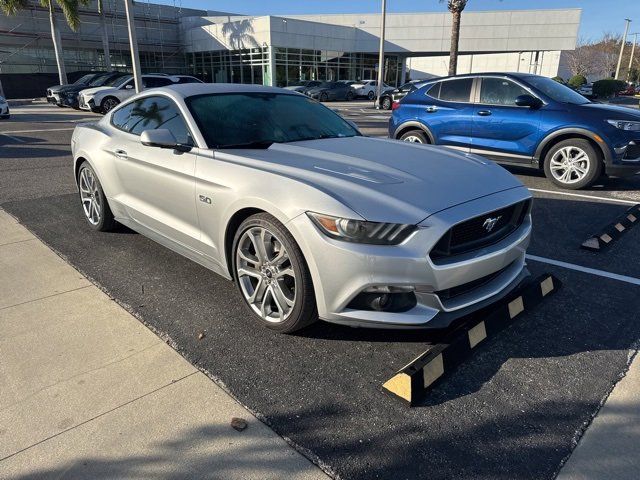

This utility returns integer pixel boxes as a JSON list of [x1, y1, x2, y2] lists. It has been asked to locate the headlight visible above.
[[307, 212, 416, 245], [607, 119, 640, 131]]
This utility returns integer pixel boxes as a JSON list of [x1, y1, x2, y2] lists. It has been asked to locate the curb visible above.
[[382, 274, 561, 406]]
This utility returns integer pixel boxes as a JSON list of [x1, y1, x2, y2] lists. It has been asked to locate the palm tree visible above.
[[0, 0, 88, 85], [97, 0, 112, 71], [441, 0, 468, 76]]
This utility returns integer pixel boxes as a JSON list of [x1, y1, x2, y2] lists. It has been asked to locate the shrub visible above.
[[592, 78, 627, 98], [552, 76, 565, 84], [567, 75, 587, 88]]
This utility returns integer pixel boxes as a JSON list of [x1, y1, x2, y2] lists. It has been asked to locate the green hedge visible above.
[[567, 75, 587, 88], [552, 76, 565, 84], [592, 78, 627, 98]]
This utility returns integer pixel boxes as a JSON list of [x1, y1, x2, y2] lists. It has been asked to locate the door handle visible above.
[[425, 106, 438, 113], [114, 149, 128, 159], [477, 110, 492, 116]]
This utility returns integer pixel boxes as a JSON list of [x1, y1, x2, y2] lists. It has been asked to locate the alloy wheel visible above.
[[236, 226, 296, 323], [79, 167, 102, 225], [102, 98, 118, 113], [549, 146, 590, 185], [403, 135, 424, 143]]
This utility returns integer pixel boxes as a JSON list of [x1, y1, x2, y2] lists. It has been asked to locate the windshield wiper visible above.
[[217, 141, 274, 149]]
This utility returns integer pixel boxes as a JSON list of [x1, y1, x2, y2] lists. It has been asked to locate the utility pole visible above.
[[628, 33, 638, 81], [615, 18, 631, 80], [125, 0, 143, 92], [375, 0, 387, 109]]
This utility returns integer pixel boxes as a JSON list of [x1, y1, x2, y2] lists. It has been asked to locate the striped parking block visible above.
[[581, 204, 640, 252], [382, 274, 561, 406]]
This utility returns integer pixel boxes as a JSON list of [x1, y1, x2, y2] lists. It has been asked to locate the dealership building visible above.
[[0, 1, 580, 97]]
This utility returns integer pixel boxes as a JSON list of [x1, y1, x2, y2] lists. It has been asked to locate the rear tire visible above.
[[77, 161, 116, 232], [399, 129, 428, 144], [367, 90, 375, 100], [543, 138, 602, 189], [320, 92, 329, 102], [381, 96, 392, 110], [232, 213, 318, 333], [346, 91, 354, 101]]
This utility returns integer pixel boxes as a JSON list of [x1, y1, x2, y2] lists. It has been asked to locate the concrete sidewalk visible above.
[[0, 209, 328, 480]]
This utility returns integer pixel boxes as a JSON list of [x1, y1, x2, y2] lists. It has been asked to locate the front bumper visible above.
[[47, 93, 62, 105], [288, 187, 532, 329], [0, 104, 9, 118], [609, 139, 640, 177]]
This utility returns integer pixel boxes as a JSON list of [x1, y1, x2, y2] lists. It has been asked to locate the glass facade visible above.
[[188, 47, 404, 87]]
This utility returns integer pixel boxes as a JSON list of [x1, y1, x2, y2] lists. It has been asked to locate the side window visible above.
[[424, 82, 441, 99], [127, 96, 193, 145], [143, 77, 173, 89], [110, 102, 135, 132], [438, 78, 473, 103], [480, 78, 530, 106]]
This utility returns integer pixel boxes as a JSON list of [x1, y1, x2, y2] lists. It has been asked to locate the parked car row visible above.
[[282, 79, 393, 102], [46, 72, 202, 114]]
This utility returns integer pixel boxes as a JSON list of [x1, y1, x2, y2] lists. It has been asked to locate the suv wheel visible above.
[[543, 139, 602, 189], [232, 213, 317, 333], [101, 97, 119, 114], [381, 96, 392, 110], [399, 130, 428, 144], [367, 91, 375, 100]]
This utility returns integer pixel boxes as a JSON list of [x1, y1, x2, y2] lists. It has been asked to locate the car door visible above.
[[422, 77, 475, 151], [108, 95, 201, 250], [471, 76, 542, 162]]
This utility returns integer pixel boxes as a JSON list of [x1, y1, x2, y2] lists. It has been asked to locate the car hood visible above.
[[216, 136, 524, 224], [80, 86, 116, 96], [283, 86, 306, 91], [578, 102, 640, 119]]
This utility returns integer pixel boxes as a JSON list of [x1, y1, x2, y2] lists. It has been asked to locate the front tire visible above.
[[367, 90, 375, 100], [381, 96, 392, 110], [543, 138, 602, 189], [232, 213, 317, 333], [399, 129, 428, 144], [101, 97, 119, 114], [346, 91, 354, 101], [77, 161, 116, 231], [320, 92, 329, 102]]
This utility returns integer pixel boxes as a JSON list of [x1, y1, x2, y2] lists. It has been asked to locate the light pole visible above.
[[375, 0, 387, 109], [615, 18, 631, 80], [125, 0, 143, 93], [628, 33, 638, 81]]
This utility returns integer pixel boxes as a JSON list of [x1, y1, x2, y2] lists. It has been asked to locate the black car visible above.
[[378, 79, 431, 110], [56, 72, 127, 109], [306, 82, 354, 101], [46, 72, 109, 107]]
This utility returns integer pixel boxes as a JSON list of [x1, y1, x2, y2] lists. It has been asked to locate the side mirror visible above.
[[515, 94, 542, 108], [140, 129, 191, 152], [125, 84, 134, 90]]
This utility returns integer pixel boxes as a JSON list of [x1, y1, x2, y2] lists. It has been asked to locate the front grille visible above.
[[435, 262, 512, 301], [431, 199, 530, 261]]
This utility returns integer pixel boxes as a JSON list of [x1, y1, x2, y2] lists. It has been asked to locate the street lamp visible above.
[[615, 18, 632, 80], [375, 0, 387, 109], [628, 33, 638, 81]]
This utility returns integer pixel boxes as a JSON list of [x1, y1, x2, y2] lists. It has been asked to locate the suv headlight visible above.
[[307, 212, 416, 245], [607, 119, 640, 131]]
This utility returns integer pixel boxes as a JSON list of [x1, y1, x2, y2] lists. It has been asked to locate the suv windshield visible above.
[[109, 76, 132, 88], [187, 92, 360, 148], [74, 74, 94, 85], [525, 76, 590, 105]]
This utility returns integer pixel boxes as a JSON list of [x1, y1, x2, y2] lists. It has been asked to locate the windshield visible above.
[[88, 74, 112, 86], [526, 76, 590, 105], [74, 74, 94, 85], [109, 75, 132, 88], [186, 92, 360, 149]]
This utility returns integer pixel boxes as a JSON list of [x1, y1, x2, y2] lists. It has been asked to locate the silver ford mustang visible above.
[[71, 83, 532, 333]]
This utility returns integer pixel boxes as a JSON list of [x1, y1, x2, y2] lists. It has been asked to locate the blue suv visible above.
[[389, 73, 640, 189]]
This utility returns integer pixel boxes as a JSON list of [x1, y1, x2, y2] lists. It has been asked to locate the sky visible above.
[[157, 0, 639, 41]]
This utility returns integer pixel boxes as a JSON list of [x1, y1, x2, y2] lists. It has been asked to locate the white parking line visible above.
[[529, 188, 638, 206], [0, 133, 25, 143], [0, 127, 75, 135], [526, 254, 640, 286]]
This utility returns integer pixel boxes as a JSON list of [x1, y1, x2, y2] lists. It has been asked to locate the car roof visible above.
[[150, 83, 297, 98], [426, 72, 537, 82]]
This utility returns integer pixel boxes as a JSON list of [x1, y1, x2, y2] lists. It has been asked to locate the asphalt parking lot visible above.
[[2, 101, 640, 479]]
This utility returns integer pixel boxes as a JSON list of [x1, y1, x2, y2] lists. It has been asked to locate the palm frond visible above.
[[0, 0, 30, 16], [56, 0, 81, 31]]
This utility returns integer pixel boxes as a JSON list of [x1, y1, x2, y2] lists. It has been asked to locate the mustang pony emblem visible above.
[[482, 216, 502, 233]]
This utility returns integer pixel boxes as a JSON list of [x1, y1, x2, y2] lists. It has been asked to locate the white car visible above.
[[352, 79, 392, 100], [577, 84, 593, 96], [0, 95, 9, 119], [79, 74, 177, 114]]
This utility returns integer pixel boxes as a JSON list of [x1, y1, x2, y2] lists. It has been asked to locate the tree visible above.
[[441, 0, 468, 76], [97, 0, 112, 71], [0, 0, 88, 85], [566, 37, 595, 77]]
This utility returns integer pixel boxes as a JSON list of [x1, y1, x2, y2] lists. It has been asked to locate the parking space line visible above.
[[0, 127, 75, 135], [529, 188, 638, 206], [526, 254, 640, 286], [0, 133, 25, 143]]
